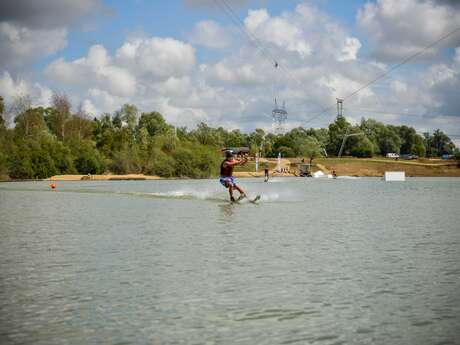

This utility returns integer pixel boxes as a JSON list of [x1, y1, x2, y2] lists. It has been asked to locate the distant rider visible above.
[[220, 150, 248, 202], [264, 162, 269, 182]]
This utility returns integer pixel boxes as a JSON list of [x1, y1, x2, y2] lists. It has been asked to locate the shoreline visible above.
[[1, 157, 458, 181]]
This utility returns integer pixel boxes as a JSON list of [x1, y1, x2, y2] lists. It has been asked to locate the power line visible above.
[[213, 0, 323, 110], [303, 25, 460, 125], [213, 0, 275, 65], [213, 0, 460, 129], [345, 107, 460, 118]]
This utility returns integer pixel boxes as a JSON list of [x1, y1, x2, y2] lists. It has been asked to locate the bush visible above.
[[8, 135, 76, 179], [192, 146, 221, 178], [74, 142, 105, 174], [173, 147, 197, 177], [150, 149, 176, 177], [277, 146, 296, 158], [110, 148, 142, 174], [8, 142, 34, 179], [350, 136, 374, 158]]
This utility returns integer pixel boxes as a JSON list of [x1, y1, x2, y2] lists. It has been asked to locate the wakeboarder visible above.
[[219, 150, 248, 202]]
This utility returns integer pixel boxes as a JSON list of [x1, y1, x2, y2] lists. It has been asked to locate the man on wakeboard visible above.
[[220, 150, 248, 202]]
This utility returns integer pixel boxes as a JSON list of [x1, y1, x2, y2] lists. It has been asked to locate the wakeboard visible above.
[[250, 195, 261, 203], [231, 195, 261, 204]]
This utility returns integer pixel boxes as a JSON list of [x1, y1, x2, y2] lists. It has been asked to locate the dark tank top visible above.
[[220, 160, 233, 177]]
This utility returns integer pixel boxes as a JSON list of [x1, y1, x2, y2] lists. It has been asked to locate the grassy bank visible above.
[[288, 157, 460, 177]]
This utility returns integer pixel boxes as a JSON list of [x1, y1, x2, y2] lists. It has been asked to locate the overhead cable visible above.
[[303, 25, 460, 125]]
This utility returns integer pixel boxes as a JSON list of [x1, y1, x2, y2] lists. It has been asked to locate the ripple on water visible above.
[[280, 336, 314, 344], [356, 327, 375, 334], [314, 334, 339, 342], [235, 308, 320, 322], [1, 179, 460, 344], [411, 320, 434, 327]]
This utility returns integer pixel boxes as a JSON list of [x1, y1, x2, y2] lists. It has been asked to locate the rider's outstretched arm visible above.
[[225, 157, 248, 167]]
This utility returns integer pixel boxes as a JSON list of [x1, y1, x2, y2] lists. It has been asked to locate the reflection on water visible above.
[[0, 178, 459, 345], [218, 203, 236, 220]]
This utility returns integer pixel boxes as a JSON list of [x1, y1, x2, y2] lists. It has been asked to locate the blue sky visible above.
[[58, 1, 364, 63], [1, 0, 460, 142]]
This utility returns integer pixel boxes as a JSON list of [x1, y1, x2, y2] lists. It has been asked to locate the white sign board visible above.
[[384, 171, 405, 181]]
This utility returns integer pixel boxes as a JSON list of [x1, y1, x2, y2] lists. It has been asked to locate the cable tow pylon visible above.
[[272, 98, 288, 135]]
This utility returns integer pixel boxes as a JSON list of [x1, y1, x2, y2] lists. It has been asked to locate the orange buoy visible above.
[[50, 183, 56, 189]]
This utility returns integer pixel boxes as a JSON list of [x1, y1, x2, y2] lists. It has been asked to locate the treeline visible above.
[[0, 94, 457, 179]]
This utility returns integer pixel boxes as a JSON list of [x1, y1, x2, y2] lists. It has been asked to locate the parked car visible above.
[[386, 153, 399, 158], [400, 154, 418, 160]]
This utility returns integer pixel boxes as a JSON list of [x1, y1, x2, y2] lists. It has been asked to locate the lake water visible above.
[[1, 177, 459, 345]]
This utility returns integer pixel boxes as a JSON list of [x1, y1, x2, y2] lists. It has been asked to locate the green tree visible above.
[[192, 145, 221, 178], [73, 142, 105, 174], [150, 149, 176, 177], [8, 141, 34, 179], [138, 111, 170, 137], [14, 107, 48, 138], [298, 136, 323, 164], [93, 114, 115, 157], [0, 96, 5, 129], [327, 116, 351, 155], [112, 111, 123, 129], [192, 122, 224, 146], [8, 134, 75, 179], [350, 135, 374, 157], [277, 146, 295, 157], [120, 104, 138, 131], [412, 134, 426, 157], [378, 126, 401, 155], [0, 97, 7, 176], [424, 129, 455, 157], [64, 110, 95, 144], [48, 92, 72, 140], [398, 125, 424, 155]]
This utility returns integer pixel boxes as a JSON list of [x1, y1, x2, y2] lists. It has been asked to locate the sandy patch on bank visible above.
[[233, 171, 296, 178], [49, 174, 161, 181]]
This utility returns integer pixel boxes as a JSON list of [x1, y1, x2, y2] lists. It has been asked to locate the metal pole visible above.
[[338, 127, 349, 158], [338, 137, 347, 158], [336, 98, 343, 118]]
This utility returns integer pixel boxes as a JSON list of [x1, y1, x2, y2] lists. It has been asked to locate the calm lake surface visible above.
[[1, 177, 459, 345]]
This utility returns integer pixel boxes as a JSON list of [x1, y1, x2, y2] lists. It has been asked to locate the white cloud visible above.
[[42, 37, 203, 122], [357, 0, 460, 62], [158, 76, 193, 97], [0, 71, 52, 106], [81, 99, 98, 116], [45, 45, 136, 97], [189, 20, 232, 49], [245, 8, 311, 58], [201, 59, 267, 86], [0, 22, 67, 68], [454, 47, 460, 65], [421, 53, 460, 116], [115, 37, 196, 79], [339, 37, 362, 62], [1, 2, 456, 136], [86, 88, 127, 113], [0, 71, 53, 125], [0, 0, 108, 70], [0, 71, 29, 100]]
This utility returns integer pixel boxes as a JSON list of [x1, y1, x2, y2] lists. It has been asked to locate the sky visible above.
[[1, 0, 460, 143]]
